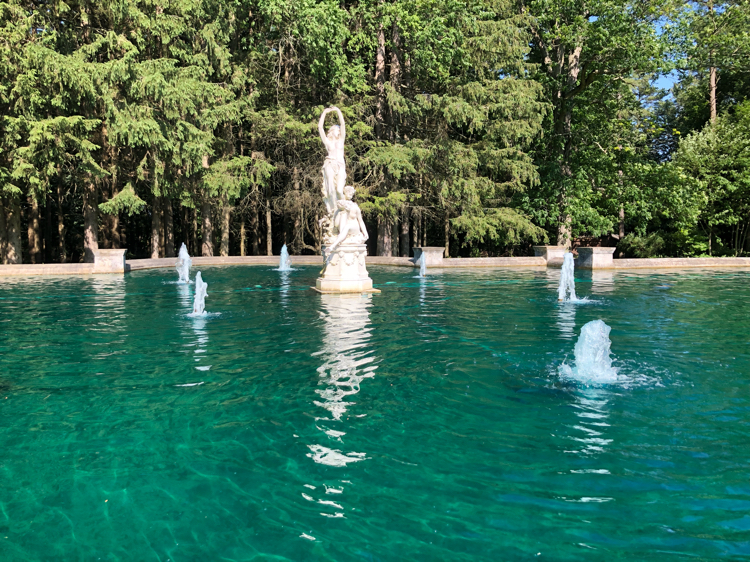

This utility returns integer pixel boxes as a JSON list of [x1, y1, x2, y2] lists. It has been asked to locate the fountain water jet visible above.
[[559, 319, 619, 384], [176, 243, 192, 283], [418, 253, 427, 278], [277, 244, 292, 271], [558, 252, 577, 301], [192, 272, 208, 316]]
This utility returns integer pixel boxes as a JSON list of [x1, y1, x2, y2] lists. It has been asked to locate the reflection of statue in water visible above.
[[319, 107, 346, 241]]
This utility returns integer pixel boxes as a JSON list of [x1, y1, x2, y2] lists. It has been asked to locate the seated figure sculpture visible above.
[[329, 185, 368, 253]]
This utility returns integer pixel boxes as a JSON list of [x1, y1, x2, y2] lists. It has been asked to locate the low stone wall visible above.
[[126, 255, 299, 271], [0, 263, 94, 276], [441, 257, 546, 267], [613, 257, 750, 269], [0, 249, 127, 276], [124, 254, 545, 271], [4, 252, 750, 277]]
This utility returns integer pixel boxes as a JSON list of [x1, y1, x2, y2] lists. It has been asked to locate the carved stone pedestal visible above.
[[315, 244, 380, 294], [93, 249, 128, 274], [575, 247, 616, 269], [533, 245, 568, 267], [412, 246, 445, 267]]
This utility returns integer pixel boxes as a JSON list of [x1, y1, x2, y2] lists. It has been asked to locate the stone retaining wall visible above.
[[613, 257, 750, 269], [124, 255, 544, 271], [3, 252, 750, 277], [441, 257, 546, 267], [0, 263, 94, 276]]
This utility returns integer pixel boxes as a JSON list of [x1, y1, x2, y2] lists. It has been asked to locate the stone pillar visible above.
[[412, 246, 444, 267], [315, 244, 379, 293], [92, 249, 127, 274], [575, 247, 615, 269], [533, 245, 567, 267]]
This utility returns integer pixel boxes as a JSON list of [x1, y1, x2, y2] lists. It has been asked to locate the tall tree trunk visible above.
[[266, 199, 272, 255], [5, 196, 22, 264], [412, 210, 420, 252], [0, 197, 7, 264], [220, 201, 231, 256], [554, 46, 583, 248], [164, 198, 174, 257], [291, 166, 302, 253], [56, 184, 66, 263], [444, 214, 450, 257], [104, 127, 120, 250], [151, 196, 162, 259], [282, 210, 289, 246], [374, 24, 386, 139], [709, 65, 717, 123], [99, 194, 111, 250], [240, 217, 246, 256], [201, 201, 213, 256], [391, 220, 399, 256], [377, 217, 392, 256], [119, 215, 127, 252], [111, 211, 121, 249], [27, 195, 41, 263], [44, 194, 52, 261], [293, 210, 303, 254], [556, 105, 574, 247], [399, 208, 410, 257], [83, 180, 98, 263], [158, 199, 166, 257], [250, 202, 259, 255], [709, 1, 717, 124], [182, 206, 190, 250], [619, 206, 625, 240], [388, 21, 402, 141], [191, 206, 198, 256]]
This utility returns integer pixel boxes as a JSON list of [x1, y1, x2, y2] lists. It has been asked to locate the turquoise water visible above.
[[1, 266, 749, 561]]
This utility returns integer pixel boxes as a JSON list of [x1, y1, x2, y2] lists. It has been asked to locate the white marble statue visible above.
[[319, 107, 347, 240], [315, 107, 377, 293]]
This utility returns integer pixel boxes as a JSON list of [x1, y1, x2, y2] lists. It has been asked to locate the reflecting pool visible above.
[[1, 266, 749, 561]]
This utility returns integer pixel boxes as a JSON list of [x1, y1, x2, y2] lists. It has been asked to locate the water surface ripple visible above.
[[0, 267, 749, 560]]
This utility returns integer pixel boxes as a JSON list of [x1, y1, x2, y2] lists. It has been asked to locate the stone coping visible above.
[[125, 255, 415, 270], [125, 255, 546, 270], [0, 263, 96, 276], [3, 254, 750, 276], [440, 257, 545, 267], [613, 257, 750, 269]]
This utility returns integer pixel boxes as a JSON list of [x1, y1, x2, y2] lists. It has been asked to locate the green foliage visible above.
[[672, 101, 750, 255], [618, 232, 666, 258], [2, 0, 749, 261], [99, 184, 146, 216]]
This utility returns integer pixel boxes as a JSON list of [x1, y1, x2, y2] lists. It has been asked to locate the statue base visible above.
[[314, 243, 380, 294]]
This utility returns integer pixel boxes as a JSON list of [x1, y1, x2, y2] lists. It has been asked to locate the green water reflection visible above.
[[0, 266, 749, 561]]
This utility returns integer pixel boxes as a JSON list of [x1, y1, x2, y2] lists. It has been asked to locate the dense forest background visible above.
[[0, 0, 748, 263]]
